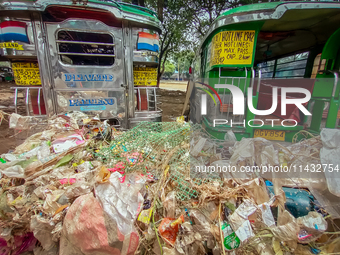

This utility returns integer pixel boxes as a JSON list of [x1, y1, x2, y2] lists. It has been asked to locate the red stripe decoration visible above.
[[0, 21, 27, 28], [139, 32, 158, 40]]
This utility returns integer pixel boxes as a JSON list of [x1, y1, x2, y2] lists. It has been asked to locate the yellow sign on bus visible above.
[[12, 62, 41, 86], [210, 30, 255, 66], [133, 67, 157, 86]]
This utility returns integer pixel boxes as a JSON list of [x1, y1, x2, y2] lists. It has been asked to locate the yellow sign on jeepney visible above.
[[0, 42, 24, 50], [210, 30, 255, 66], [133, 67, 157, 86], [12, 62, 41, 86]]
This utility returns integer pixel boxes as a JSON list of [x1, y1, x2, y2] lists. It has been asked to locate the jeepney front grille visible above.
[[56, 30, 115, 66]]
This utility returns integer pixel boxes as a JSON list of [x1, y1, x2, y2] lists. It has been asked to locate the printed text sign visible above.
[[12, 62, 41, 86], [67, 98, 117, 112], [134, 67, 157, 86], [210, 30, 255, 66]]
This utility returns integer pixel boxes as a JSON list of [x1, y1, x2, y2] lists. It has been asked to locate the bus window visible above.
[[258, 52, 309, 78], [257, 60, 275, 78], [57, 30, 115, 66], [275, 52, 309, 78]]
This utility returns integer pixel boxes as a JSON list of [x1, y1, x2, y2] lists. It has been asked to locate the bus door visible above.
[[43, 7, 127, 127], [310, 27, 340, 131]]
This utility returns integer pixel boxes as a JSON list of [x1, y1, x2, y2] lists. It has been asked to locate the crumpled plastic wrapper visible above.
[[30, 215, 57, 251], [43, 190, 65, 214], [297, 211, 328, 244]]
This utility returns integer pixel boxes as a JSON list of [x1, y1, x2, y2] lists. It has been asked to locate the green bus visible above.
[[191, 1, 340, 142]]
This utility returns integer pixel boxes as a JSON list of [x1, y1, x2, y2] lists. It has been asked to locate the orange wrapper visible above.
[[158, 215, 184, 246]]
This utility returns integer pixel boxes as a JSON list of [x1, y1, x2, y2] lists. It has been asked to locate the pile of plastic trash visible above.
[[0, 112, 339, 255]]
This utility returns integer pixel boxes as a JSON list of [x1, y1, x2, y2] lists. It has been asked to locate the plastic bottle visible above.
[[221, 221, 240, 251]]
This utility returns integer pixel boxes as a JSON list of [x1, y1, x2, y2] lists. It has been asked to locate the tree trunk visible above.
[[157, 0, 164, 22]]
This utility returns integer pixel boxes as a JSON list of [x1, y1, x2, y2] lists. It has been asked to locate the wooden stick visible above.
[[219, 202, 226, 255]]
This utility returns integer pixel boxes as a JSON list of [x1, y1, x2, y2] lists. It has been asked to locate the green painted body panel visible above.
[[312, 27, 340, 98], [87, 0, 158, 20], [326, 97, 339, 128], [221, 2, 283, 16], [310, 100, 325, 132], [88, 0, 120, 8], [118, 2, 158, 19]]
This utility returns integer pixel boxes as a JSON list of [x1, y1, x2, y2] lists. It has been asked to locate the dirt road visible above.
[[159, 80, 188, 91]]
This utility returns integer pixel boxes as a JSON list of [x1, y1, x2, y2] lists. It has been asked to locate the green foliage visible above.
[[146, 0, 195, 84], [187, 0, 263, 41], [173, 50, 195, 78], [140, 0, 263, 84], [163, 61, 175, 78]]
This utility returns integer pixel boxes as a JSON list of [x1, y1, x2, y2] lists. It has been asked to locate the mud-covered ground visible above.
[[0, 82, 186, 154], [0, 81, 27, 154]]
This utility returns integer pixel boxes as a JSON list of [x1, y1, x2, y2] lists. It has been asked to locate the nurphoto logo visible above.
[[200, 84, 312, 128]]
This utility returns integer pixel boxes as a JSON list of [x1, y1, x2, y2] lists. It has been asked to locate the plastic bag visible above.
[[76, 161, 94, 173], [60, 193, 139, 255], [224, 130, 237, 142], [163, 191, 176, 218], [64, 182, 92, 200], [0, 233, 36, 255], [0, 237, 11, 255], [271, 209, 299, 242], [9, 113, 34, 130], [320, 128, 340, 197], [94, 173, 144, 236], [259, 202, 275, 227], [1, 154, 17, 162], [37, 143, 51, 161], [0, 165, 25, 178], [229, 138, 279, 179]]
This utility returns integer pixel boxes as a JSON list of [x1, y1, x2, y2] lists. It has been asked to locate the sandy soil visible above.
[[0, 82, 187, 154], [159, 80, 188, 91], [158, 89, 186, 122]]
